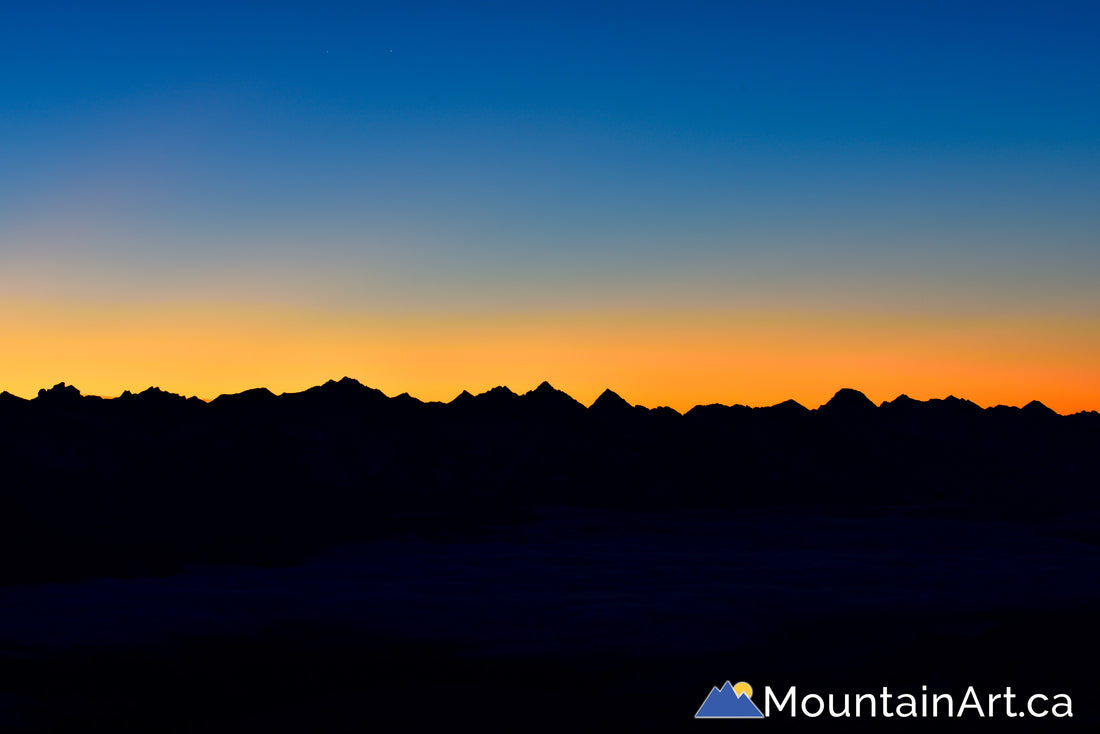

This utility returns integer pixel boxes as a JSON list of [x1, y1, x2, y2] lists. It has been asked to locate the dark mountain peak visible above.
[[820, 388, 877, 413], [117, 386, 188, 405], [35, 382, 83, 403], [683, 403, 712, 419], [444, 385, 520, 415], [392, 392, 422, 405], [211, 387, 276, 406], [684, 403, 742, 421], [1022, 399, 1058, 418], [767, 398, 810, 413], [285, 377, 388, 405], [880, 394, 985, 423], [450, 389, 475, 405], [0, 390, 27, 404], [314, 376, 379, 395], [142, 386, 183, 399], [590, 389, 632, 412], [522, 381, 586, 414], [938, 395, 983, 412], [315, 376, 372, 393], [882, 393, 917, 408], [469, 385, 521, 410]]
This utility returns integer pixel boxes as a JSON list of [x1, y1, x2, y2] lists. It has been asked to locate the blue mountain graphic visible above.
[[695, 681, 765, 718]]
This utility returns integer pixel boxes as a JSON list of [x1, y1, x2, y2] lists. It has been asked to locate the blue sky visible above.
[[1, 1, 1098, 409]]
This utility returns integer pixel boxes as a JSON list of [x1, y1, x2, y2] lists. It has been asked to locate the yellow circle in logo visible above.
[[733, 682, 753, 699]]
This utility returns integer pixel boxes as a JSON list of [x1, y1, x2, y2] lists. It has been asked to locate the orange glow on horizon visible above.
[[2, 298, 1098, 415]]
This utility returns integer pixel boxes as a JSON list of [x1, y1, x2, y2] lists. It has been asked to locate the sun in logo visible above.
[[696, 680, 765, 718]]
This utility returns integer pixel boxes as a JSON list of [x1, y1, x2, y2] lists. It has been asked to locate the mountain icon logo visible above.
[[695, 681, 765, 719]]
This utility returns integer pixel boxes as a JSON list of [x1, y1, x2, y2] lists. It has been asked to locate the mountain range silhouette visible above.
[[6, 377, 1092, 419], [0, 378, 1096, 584]]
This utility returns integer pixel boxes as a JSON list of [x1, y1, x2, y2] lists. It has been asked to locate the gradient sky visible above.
[[2, 1, 1098, 412]]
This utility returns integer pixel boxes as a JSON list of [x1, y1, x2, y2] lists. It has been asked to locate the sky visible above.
[[2, 0, 1098, 412]]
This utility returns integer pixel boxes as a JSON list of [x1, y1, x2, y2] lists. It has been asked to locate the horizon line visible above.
[[6, 378, 1096, 418]]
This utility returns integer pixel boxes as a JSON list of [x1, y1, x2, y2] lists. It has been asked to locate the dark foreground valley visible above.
[[1, 379, 1097, 731]]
